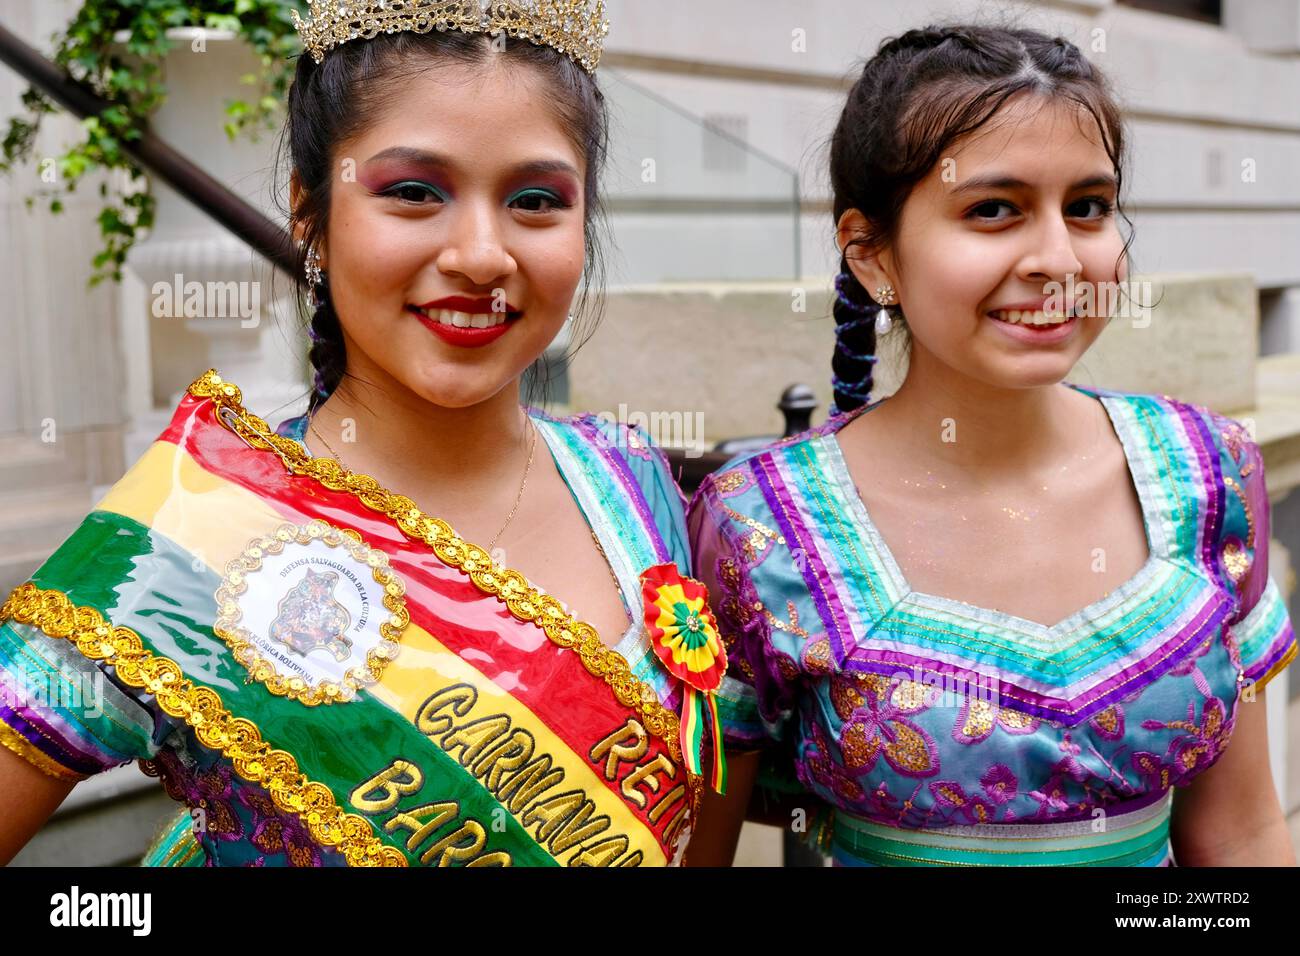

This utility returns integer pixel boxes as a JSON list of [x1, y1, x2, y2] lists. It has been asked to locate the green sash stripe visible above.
[[31, 509, 556, 866]]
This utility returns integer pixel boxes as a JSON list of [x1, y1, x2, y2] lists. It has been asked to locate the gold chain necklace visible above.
[[487, 420, 537, 553], [309, 415, 628, 632], [308, 414, 538, 553]]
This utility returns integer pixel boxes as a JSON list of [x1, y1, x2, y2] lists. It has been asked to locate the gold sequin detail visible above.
[[961, 698, 995, 738], [839, 721, 879, 770], [801, 637, 833, 676], [933, 783, 964, 807], [0, 583, 406, 867], [713, 470, 747, 494], [883, 722, 934, 774], [776, 656, 800, 682], [833, 776, 864, 802], [997, 706, 1036, 730], [1222, 540, 1250, 583], [829, 678, 864, 720], [762, 600, 810, 641], [890, 679, 929, 712], [1222, 475, 1256, 549], [853, 671, 891, 703], [1093, 706, 1119, 735], [190, 371, 688, 771], [1219, 421, 1251, 472], [723, 505, 785, 547]]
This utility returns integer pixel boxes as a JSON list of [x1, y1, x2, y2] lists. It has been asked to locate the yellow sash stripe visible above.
[[97, 440, 285, 561], [96, 438, 665, 863], [367, 628, 668, 865]]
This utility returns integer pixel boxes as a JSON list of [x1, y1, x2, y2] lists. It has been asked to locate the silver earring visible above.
[[304, 243, 323, 287], [304, 244, 326, 308], [874, 284, 896, 334]]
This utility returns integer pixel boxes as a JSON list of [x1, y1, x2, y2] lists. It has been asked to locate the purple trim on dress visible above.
[[1080, 592, 1235, 719], [751, 452, 852, 664], [570, 416, 671, 564], [1170, 401, 1227, 589], [1244, 619, 1297, 684], [0, 704, 104, 776], [837, 588, 1233, 725]]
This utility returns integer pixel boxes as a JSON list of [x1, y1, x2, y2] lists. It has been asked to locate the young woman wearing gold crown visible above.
[[0, 0, 728, 867]]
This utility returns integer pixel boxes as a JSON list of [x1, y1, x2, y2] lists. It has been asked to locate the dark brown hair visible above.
[[277, 30, 609, 413], [830, 23, 1132, 412]]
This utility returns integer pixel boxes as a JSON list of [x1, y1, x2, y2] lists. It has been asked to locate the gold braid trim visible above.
[[191, 370, 692, 774], [0, 717, 86, 782], [0, 583, 408, 867]]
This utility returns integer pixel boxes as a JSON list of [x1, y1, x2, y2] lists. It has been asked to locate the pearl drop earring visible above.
[[874, 283, 896, 335]]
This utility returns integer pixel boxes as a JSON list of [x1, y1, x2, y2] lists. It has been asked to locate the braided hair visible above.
[[304, 268, 343, 407], [829, 23, 1131, 412], [277, 28, 610, 415]]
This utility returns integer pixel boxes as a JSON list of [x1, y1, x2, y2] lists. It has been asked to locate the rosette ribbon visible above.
[[640, 563, 728, 794]]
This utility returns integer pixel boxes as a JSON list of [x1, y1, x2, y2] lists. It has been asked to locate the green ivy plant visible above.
[[0, 0, 307, 286]]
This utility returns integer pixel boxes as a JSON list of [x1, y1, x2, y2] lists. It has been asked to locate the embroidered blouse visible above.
[[689, 384, 1296, 866]]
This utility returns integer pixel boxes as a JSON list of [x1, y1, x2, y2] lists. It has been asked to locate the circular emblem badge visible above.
[[214, 520, 409, 705]]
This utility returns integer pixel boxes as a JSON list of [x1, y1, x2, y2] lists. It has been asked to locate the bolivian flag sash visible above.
[[1, 371, 697, 866]]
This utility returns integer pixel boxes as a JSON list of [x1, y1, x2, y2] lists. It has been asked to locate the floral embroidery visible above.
[[241, 789, 323, 866], [623, 424, 654, 461], [929, 780, 996, 824], [1089, 704, 1125, 741], [1142, 696, 1232, 783], [145, 745, 328, 866], [713, 470, 748, 494], [832, 673, 939, 778], [953, 695, 1041, 745], [801, 636, 834, 676], [980, 764, 1018, 805], [1169, 634, 1215, 678]]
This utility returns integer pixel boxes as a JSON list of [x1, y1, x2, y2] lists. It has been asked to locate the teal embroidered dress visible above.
[[689, 385, 1296, 866]]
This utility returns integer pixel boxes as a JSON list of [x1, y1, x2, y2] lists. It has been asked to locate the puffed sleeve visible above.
[[0, 614, 168, 781], [688, 472, 796, 750], [1219, 427, 1297, 692]]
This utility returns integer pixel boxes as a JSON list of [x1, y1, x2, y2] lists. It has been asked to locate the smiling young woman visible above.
[[0, 3, 717, 869], [685, 24, 1296, 868]]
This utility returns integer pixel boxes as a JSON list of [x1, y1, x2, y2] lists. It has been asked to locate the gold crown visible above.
[[292, 0, 610, 73]]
